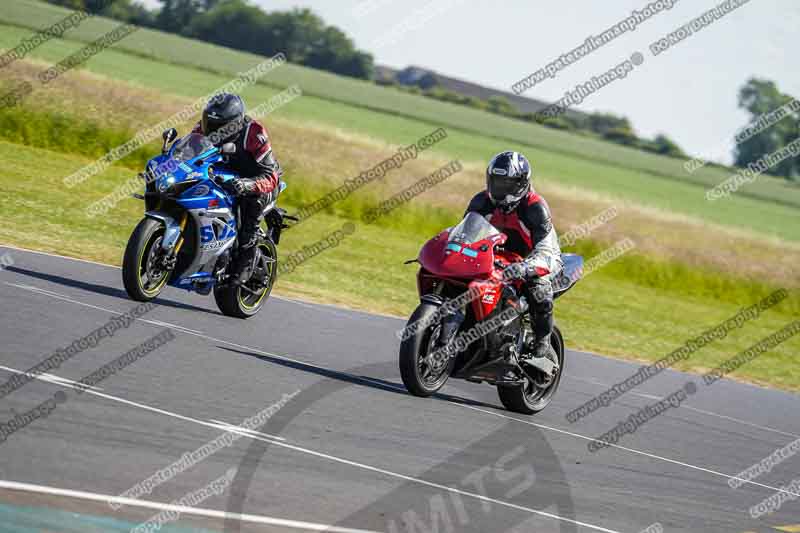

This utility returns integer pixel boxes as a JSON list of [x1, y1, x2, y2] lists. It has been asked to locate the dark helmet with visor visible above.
[[201, 93, 245, 144], [486, 151, 531, 211]]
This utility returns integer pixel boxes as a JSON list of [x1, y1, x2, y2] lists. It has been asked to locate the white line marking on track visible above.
[[0, 364, 619, 533], [0, 365, 104, 392], [0, 365, 286, 442], [456, 403, 800, 499], [0, 480, 381, 533], [570, 375, 800, 439], [147, 319, 204, 335], [5, 282, 206, 337], [207, 419, 287, 440]]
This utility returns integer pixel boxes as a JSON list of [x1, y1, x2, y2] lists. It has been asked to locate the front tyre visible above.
[[399, 302, 453, 397], [497, 326, 565, 415], [214, 239, 277, 318], [122, 218, 172, 302]]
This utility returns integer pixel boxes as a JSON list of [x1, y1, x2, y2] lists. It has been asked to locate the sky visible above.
[[142, 0, 799, 164]]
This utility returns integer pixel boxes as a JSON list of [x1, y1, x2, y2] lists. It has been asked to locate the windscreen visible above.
[[448, 212, 499, 244], [171, 133, 215, 162]]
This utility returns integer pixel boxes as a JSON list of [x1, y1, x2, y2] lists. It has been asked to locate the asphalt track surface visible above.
[[0, 244, 798, 533]]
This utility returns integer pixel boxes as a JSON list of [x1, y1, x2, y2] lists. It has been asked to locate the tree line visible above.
[[43, 0, 375, 79], [735, 78, 799, 182]]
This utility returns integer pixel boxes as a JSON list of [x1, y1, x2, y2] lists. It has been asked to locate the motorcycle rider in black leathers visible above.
[[192, 93, 283, 284], [465, 151, 562, 369]]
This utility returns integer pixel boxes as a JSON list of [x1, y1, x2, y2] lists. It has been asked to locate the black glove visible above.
[[504, 259, 544, 281], [504, 262, 531, 281], [224, 178, 256, 197]]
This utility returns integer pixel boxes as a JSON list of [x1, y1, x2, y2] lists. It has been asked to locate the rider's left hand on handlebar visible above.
[[504, 259, 549, 281], [223, 178, 255, 196], [503, 262, 530, 281]]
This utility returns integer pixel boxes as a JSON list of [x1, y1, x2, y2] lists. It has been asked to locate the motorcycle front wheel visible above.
[[214, 239, 277, 319], [122, 218, 172, 302], [399, 302, 454, 397]]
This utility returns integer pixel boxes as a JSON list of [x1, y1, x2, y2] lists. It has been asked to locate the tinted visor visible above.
[[488, 175, 525, 202], [201, 115, 229, 137]]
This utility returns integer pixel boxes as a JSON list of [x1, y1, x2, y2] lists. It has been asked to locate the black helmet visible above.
[[202, 93, 245, 144], [486, 151, 531, 210]]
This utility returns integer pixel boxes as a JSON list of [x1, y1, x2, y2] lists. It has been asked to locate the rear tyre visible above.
[[214, 239, 277, 318], [122, 218, 171, 302], [399, 302, 453, 397], [497, 326, 565, 415]]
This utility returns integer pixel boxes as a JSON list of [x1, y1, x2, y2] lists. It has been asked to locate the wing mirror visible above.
[[221, 142, 236, 155], [161, 128, 178, 154]]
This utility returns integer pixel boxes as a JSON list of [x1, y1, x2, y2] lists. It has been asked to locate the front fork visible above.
[[420, 292, 466, 354], [145, 210, 188, 270]]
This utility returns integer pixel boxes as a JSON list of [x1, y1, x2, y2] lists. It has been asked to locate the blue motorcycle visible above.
[[122, 129, 291, 318]]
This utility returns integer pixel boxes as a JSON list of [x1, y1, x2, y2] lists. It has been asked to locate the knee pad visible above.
[[527, 278, 553, 304]]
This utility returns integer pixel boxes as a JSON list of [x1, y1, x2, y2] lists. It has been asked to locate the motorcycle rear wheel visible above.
[[399, 302, 454, 397], [122, 218, 171, 302], [497, 326, 565, 415], [214, 239, 277, 318]]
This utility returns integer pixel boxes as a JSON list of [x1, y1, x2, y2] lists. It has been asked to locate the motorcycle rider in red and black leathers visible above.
[[192, 93, 282, 284], [465, 151, 562, 366]]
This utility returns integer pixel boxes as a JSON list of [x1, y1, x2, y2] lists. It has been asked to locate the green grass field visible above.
[[0, 0, 798, 391], [1, 0, 799, 237]]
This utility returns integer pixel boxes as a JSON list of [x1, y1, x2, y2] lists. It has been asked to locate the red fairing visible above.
[[416, 226, 526, 320], [470, 279, 503, 320], [418, 230, 506, 281]]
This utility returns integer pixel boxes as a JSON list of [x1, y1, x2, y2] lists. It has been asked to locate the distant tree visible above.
[[525, 114, 573, 131], [485, 95, 517, 117], [587, 113, 632, 136], [39, 0, 154, 24], [603, 127, 637, 146], [41, 0, 83, 8], [734, 78, 800, 181], [105, 0, 156, 26], [156, 0, 215, 34], [649, 134, 685, 157], [187, 3, 373, 79], [185, 0, 271, 54]]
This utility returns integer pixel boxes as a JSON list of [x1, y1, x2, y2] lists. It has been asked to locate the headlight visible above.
[[158, 176, 175, 192]]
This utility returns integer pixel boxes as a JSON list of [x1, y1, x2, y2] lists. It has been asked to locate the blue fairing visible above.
[[146, 139, 238, 208], [140, 133, 287, 294], [143, 134, 242, 292]]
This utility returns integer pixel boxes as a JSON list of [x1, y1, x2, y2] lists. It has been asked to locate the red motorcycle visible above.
[[399, 213, 583, 414]]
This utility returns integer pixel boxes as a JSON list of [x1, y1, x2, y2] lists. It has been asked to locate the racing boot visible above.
[[230, 239, 258, 286], [522, 334, 558, 385]]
